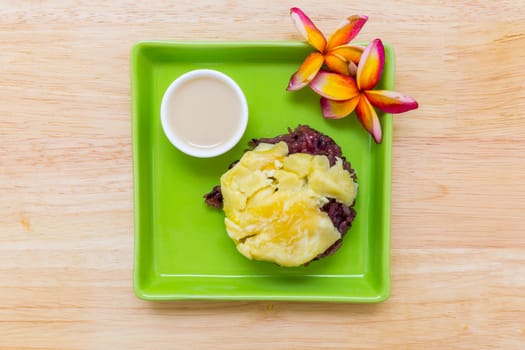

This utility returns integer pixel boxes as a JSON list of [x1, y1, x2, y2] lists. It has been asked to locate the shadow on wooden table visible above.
[[143, 300, 385, 319]]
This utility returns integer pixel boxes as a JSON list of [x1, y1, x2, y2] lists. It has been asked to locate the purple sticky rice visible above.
[[204, 125, 357, 262]]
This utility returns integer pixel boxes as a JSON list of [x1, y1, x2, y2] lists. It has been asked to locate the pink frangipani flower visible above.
[[310, 39, 418, 143], [287, 7, 367, 91]]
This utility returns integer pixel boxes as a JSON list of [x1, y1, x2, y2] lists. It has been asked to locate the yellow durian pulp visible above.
[[220, 142, 357, 267]]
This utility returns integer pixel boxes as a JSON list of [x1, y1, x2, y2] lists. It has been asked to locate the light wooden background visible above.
[[1, 1, 524, 349]]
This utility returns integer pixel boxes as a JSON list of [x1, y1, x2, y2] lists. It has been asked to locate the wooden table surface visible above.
[[1, 1, 524, 349]]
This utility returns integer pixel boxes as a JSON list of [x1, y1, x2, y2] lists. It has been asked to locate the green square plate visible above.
[[131, 42, 392, 302]]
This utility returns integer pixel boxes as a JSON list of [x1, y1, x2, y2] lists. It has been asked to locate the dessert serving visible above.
[[205, 125, 358, 267], [132, 6, 419, 300]]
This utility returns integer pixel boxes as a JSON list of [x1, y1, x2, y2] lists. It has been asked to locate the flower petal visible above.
[[326, 15, 368, 50], [329, 45, 364, 64], [357, 39, 385, 91], [310, 71, 359, 101], [348, 61, 358, 77], [286, 52, 325, 91], [290, 7, 327, 52], [324, 53, 350, 75], [320, 96, 360, 119], [364, 90, 419, 113], [356, 95, 382, 143]]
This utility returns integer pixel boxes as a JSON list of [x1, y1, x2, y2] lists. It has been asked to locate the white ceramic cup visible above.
[[160, 69, 248, 158]]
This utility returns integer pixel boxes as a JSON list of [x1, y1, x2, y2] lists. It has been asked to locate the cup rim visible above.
[[160, 69, 248, 158]]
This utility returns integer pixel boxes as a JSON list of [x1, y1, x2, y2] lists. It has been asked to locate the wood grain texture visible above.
[[1, 0, 524, 349]]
